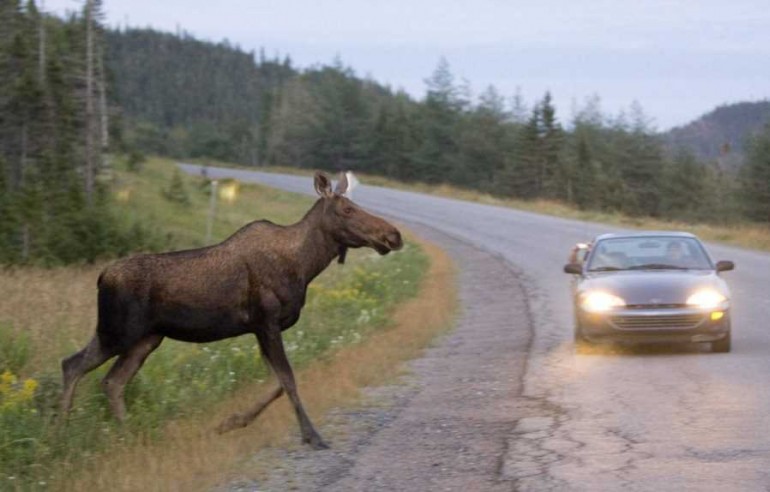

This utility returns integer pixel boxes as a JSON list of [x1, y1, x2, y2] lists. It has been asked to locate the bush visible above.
[[126, 149, 147, 172], [162, 169, 191, 206]]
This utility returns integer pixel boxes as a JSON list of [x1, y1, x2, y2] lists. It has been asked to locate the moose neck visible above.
[[292, 199, 343, 282]]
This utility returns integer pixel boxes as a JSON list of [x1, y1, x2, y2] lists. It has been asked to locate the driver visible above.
[[665, 241, 695, 267]]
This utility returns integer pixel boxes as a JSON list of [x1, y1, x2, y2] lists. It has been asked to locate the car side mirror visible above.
[[564, 263, 583, 275], [716, 260, 734, 272]]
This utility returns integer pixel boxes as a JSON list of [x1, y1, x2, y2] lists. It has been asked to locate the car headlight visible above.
[[686, 290, 727, 309], [581, 291, 626, 312]]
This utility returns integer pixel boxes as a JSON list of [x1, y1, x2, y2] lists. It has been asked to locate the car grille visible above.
[[625, 303, 687, 310], [609, 313, 706, 330]]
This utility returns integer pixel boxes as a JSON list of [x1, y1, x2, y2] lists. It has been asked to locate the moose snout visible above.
[[384, 229, 403, 251]]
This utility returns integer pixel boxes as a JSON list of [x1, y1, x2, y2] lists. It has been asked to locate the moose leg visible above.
[[60, 335, 115, 419], [216, 332, 286, 433], [256, 327, 328, 449], [216, 384, 284, 434], [101, 334, 163, 422]]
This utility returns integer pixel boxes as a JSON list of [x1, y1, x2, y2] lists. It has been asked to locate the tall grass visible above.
[[0, 158, 431, 490]]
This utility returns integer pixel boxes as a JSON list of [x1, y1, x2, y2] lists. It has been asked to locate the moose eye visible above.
[[343, 206, 355, 215]]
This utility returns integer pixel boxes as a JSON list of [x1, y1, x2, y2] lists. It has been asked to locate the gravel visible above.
[[221, 223, 535, 492]]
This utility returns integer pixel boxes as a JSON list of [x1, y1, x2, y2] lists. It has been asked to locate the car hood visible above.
[[578, 270, 730, 305]]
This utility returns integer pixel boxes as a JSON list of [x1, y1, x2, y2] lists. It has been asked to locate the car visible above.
[[563, 232, 735, 353]]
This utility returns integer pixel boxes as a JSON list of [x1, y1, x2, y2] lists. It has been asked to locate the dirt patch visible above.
[[226, 224, 534, 491]]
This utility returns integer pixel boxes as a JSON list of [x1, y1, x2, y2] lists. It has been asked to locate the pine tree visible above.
[[741, 124, 770, 222], [515, 105, 543, 198], [163, 168, 191, 205], [659, 149, 707, 220], [539, 92, 564, 199], [571, 130, 597, 210], [413, 58, 461, 183], [455, 85, 511, 189]]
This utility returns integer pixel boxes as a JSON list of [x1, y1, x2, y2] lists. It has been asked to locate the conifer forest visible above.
[[1, 0, 769, 264]]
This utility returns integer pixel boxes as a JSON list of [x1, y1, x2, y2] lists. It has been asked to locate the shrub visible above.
[[162, 169, 191, 206]]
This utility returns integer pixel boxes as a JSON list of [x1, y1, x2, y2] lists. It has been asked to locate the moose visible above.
[[60, 171, 403, 449]]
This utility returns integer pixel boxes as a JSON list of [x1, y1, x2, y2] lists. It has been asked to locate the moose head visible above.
[[313, 172, 403, 263]]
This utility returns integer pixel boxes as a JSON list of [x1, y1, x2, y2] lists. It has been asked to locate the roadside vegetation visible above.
[[0, 158, 445, 491]]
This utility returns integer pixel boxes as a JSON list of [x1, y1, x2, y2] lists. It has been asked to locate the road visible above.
[[181, 164, 770, 490]]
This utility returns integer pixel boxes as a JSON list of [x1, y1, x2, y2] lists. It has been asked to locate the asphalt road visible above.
[[181, 164, 770, 490]]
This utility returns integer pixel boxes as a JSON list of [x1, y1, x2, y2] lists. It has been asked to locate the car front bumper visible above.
[[578, 306, 731, 344]]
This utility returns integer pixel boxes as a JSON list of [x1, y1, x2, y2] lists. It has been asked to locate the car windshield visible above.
[[586, 237, 712, 272]]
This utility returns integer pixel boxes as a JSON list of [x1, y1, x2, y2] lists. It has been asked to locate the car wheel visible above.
[[712, 330, 731, 353]]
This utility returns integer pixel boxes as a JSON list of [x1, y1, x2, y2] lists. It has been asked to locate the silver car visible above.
[[564, 232, 735, 353]]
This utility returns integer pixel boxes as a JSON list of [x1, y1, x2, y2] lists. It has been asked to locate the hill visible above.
[[106, 28, 295, 163], [663, 100, 770, 166]]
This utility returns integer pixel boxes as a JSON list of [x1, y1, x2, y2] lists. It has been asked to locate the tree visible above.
[[570, 130, 597, 210], [539, 92, 564, 199], [366, 92, 420, 181], [0, 1, 158, 264], [412, 58, 462, 183], [454, 85, 512, 189], [601, 103, 663, 216], [659, 149, 707, 220], [501, 106, 541, 198], [163, 168, 191, 205], [740, 124, 770, 222], [83, 0, 108, 205]]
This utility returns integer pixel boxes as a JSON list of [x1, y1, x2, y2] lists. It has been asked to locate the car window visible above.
[[587, 237, 712, 271]]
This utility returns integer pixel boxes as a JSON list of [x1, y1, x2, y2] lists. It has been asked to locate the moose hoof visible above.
[[305, 435, 330, 450]]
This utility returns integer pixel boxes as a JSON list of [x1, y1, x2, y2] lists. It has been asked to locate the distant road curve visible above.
[[180, 163, 770, 490]]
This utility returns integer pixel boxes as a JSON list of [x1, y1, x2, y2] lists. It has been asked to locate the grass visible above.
[[57, 235, 455, 492], [194, 160, 770, 252], [0, 157, 455, 491]]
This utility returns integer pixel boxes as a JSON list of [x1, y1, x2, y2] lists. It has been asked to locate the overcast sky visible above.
[[45, 0, 770, 130]]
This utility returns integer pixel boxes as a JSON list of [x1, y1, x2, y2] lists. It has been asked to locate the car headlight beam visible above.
[[686, 290, 727, 310], [581, 292, 626, 312]]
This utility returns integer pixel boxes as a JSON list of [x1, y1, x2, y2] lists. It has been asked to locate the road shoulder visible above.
[[226, 223, 534, 491]]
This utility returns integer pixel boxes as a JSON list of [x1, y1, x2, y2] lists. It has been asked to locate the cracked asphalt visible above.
[[182, 165, 770, 491]]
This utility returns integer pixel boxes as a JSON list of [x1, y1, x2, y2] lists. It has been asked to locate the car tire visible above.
[[712, 330, 731, 353]]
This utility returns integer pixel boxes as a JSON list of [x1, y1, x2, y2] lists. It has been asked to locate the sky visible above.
[[44, 0, 770, 130]]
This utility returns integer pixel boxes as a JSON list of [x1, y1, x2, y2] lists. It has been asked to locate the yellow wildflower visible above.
[[21, 378, 38, 399], [0, 371, 38, 411]]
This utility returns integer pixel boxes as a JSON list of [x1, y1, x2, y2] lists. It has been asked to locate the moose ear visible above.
[[335, 171, 349, 195], [314, 172, 333, 197]]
